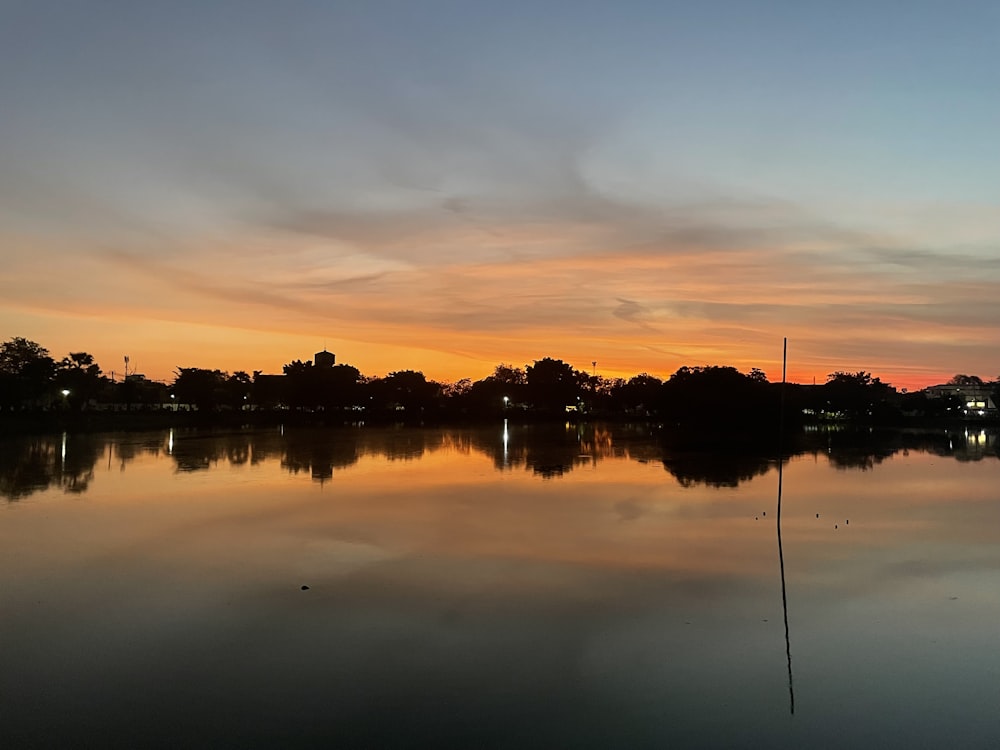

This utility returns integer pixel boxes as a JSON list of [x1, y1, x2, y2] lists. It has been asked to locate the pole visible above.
[[777, 336, 794, 715]]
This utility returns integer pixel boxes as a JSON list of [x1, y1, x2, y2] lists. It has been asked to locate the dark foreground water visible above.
[[2, 424, 999, 749]]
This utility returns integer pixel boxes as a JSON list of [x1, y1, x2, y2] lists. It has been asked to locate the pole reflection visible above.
[[778, 336, 794, 715]]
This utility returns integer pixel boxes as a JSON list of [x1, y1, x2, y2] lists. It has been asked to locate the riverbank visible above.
[[2, 406, 996, 439]]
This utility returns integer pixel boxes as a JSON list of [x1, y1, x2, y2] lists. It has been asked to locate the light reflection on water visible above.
[[1, 424, 999, 748]]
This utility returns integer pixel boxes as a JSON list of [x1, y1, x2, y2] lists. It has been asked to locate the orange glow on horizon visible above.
[[2, 228, 996, 393]]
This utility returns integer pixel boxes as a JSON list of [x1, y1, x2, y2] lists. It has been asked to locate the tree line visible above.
[[2, 336, 998, 424]]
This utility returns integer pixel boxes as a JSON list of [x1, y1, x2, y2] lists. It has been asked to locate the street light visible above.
[[60, 389, 71, 397], [503, 396, 510, 408]]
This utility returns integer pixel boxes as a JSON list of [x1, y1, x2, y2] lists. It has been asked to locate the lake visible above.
[[2, 423, 999, 748]]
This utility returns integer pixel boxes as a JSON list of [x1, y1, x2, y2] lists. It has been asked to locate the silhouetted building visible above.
[[315, 350, 335, 368], [924, 383, 997, 417]]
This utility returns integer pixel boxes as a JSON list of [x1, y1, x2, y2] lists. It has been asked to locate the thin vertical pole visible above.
[[777, 337, 794, 714]]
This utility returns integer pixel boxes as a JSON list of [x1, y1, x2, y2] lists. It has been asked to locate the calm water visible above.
[[2, 424, 999, 749]]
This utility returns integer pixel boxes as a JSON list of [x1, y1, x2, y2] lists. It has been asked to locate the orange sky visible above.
[[2, 220, 995, 392]]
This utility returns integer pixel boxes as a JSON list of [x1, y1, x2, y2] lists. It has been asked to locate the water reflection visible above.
[[3, 424, 1000, 748], [662, 450, 773, 488], [0, 433, 104, 499], [1, 424, 998, 500]]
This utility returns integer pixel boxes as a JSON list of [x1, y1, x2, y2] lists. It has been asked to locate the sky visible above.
[[2, 0, 998, 390]]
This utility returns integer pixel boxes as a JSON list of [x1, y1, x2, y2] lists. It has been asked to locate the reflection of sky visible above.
[[2, 430, 1000, 745], [3, 2, 1000, 388]]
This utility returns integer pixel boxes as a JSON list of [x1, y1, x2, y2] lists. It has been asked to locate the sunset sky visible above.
[[2, 1, 998, 390]]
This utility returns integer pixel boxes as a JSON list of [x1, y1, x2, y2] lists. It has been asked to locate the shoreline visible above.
[[2, 408, 997, 438]]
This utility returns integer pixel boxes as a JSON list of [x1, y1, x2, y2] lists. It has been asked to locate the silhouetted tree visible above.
[[283, 359, 317, 408], [443, 378, 472, 400], [661, 365, 776, 427], [949, 374, 984, 386], [224, 371, 253, 409], [614, 373, 664, 414], [281, 360, 363, 410], [823, 371, 895, 420], [54, 352, 106, 409], [459, 364, 529, 416], [323, 364, 363, 409], [0, 337, 57, 409], [173, 368, 228, 411], [525, 358, 587, 412], [376, 370, 441, 413], [490, 363, 526, 387]]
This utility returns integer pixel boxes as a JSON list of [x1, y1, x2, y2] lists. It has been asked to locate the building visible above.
[[314, 350, 335, 368], [923, 383, 997, 417]]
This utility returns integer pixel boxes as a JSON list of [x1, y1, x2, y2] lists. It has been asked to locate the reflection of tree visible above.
[[171, 437, 225, 472], [523, 429, 586, 478], [226, 439, 251, 466], [661, 451, 774, 488], [823, 444, 895, 471], [282, 430, 360, 482], [916, 429, 998, 463], [655, 426, 998, 487], [356, 429, 431, 462], [168, 433, 256, 472], [3, 425, 998, 499], [799, 428, 1000, 469], [115, 434, 169, 465], [246, 431, 287, 465], [467, 423, 632, 477], [0, 435, 104, 500]]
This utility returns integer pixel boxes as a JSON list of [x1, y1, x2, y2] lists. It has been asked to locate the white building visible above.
[[923, 383, 997, 416]]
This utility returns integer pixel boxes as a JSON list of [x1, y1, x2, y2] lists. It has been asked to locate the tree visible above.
[[0, 337, 57, 408], [381, 370, 441, 413], [173, 368, 228, 411], [661, 365, 775, 426], [251, 370, 286, 409], [443, 378, 472, 400], [460, 363, 529, 415], [827, 371, 882, 388], [224, 371, 253, 409], [322, 364, 363, 409], [283, 359, 318, 408], [525, 358, 587, 411], [281, 360, 362, 410], [488, 363, 526, 387], [55, 352, 106, 409], [948, 374, 984, 386], [613, 373, 664, 414], [823, 371, 894, 419]]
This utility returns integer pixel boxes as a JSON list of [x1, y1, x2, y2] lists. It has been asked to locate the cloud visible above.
[[612, 298, 659, 331]]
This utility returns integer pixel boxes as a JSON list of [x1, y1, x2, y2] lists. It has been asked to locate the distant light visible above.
[[60, 389, 70, 397]]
